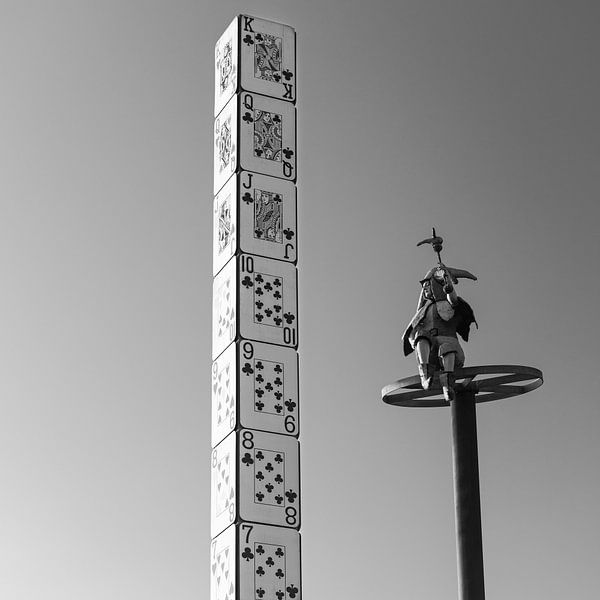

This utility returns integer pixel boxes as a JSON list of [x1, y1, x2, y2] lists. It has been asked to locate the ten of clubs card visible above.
[[212, 254, 298, 360]]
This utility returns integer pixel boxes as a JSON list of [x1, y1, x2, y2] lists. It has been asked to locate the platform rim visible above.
[[382, 364, 544, 408]]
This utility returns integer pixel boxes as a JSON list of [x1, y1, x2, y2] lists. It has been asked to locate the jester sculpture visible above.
[[403, 229, 477, 402]]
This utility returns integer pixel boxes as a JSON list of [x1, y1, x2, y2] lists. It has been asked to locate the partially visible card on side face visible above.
[[212, 256, 237, 360], [213, 176, 237, 276], [211, 432, 237, 538], [214, 95, 238, 195], [214, 17, 239, 117], [210, 525, 236, 600]]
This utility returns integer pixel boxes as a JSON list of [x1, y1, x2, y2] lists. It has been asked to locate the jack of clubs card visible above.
[[213, 172, 297, 275]]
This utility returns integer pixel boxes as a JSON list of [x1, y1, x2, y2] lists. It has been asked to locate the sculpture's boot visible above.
[[418, 363, 433, 390], [439, 371, 455, 403]]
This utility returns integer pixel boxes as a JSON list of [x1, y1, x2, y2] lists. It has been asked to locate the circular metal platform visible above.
[[382, 364, 543, 408]]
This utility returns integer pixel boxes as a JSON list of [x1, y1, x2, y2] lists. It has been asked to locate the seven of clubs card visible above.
[[211, 524, 301, 600], [214, 93, 296, 195], [212, 341, 300, 447], [214, 15, 296, 118], [213, 172, 297, 276], [211, 429, 300, 537]]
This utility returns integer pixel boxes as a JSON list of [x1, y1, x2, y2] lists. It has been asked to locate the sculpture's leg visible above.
[[440, 352, 456, 403], [415, 338, 433, 389]]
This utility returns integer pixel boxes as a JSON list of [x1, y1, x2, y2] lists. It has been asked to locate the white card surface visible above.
[[214, 94, 296, 194], [238, 15, 296, 104], [238, 429, 300, 529], [238, 171, 297, 263], [214, 17, 239, 118], [212, 343, 237, 446], [212, 256, 237, 360], [238, 254, 298, 349], [211, 431, 237, 538], [214, 94, 238, 195], [214, 16, 296, 119], [239, 523, 301, 600], [210, 524, 236, 600], [238, 340, 299, 438], [210, 524, 302, 600], [213, 172, 297, 276], [211, 430, 301, 535], [238, 92, 296, 182], [213, 176, 237, 276], [211, 341, 300, 447]]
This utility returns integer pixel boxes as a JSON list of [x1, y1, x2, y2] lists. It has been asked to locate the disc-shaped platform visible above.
[[382, 365, 543, 408]]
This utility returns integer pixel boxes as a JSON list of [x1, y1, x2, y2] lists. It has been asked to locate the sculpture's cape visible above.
[[402, 297, 477, 357]]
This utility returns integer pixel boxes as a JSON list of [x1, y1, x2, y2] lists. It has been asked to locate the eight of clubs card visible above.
[[214, 15, 296, 118], [237, 429, 300, 529], [212, 341, 300, 447], [213, 172, 297, 276], [211, 429, 300, 536]]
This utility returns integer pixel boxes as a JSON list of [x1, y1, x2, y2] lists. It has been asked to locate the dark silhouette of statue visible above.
[[403, 229, 477, 402]]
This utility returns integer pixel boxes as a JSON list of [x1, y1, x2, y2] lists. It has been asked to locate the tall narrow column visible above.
[[210, 15, 301, 600], [451, 391, 485, 600]]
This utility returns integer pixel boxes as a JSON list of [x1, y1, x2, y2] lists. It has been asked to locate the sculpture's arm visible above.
[[442, 270, 459, 306]]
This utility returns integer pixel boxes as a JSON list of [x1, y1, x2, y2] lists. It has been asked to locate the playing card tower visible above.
[[211, 16, 301, 600]]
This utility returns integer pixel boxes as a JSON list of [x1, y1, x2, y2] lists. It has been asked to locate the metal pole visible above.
[[451, 390, 485, 600]]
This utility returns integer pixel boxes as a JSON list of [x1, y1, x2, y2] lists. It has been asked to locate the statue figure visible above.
[[403, 229, 477, 402]]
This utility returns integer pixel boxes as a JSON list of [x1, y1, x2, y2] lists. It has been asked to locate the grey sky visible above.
[[1, 1, 599, 598]]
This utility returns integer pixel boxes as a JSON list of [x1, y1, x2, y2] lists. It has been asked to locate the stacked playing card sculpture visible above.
[[211, 15, 301, 600]]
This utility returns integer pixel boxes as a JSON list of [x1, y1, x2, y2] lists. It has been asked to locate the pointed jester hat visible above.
[[417, 228, 477, 284]]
